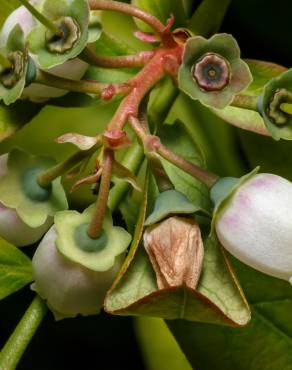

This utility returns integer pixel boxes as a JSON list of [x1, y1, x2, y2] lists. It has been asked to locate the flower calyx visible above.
[[192, 53, 231, 92], [0, 51, 25, 88], [0, 25, 32, 104], [28, 0, 90, 69], [54, 204, 131, 271], [178, 33, 252, 109], [258, 68, 292, 140], [145, 189, 202, 226], [0, 148, 68, 228], [45, 16, 80, 54]]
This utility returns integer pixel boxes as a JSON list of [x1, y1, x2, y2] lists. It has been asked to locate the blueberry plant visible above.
[[0, 0, 291, 369]]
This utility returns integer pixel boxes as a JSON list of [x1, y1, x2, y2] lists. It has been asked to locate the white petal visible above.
[[32, 226, 123, 319], [216, 173, 292, 282], [0, 203, 52, 246]]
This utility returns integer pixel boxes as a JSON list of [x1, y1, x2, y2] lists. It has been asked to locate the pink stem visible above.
[[107, 45, 183, 131], [81, 47, 155, 68], [129, 116, 219, 188], [87, 149, 114, 239]]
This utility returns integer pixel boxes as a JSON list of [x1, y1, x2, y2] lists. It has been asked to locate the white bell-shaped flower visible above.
[[215, 173, 292, 284], [31, 226, 124, 319], [0, 4, 88, 102], [0, 5, 36, 46], [0, 154, 52, 246]]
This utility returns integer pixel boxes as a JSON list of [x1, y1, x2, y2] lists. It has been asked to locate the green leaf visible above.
[[105, 228, 250, 326], [0, 238, 32, 300], [157, 120, 212, 213], [168, 258, 292, 370], [188, 0, 231, 37], [101, 8, 151, 51], [0, 1, 19, 27], [85, 32, 137, 84], [109, 140, 145, 214], [0, 100, 41, 142], [245, 59, 287, 96], [211, 105, 268, 136], [167, 94, 247, 177], [131, 0, 187, 32]]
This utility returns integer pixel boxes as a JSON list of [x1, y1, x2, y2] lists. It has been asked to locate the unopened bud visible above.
[[143, 216, 204, 289]]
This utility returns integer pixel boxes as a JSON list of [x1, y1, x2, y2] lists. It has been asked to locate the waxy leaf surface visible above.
[[0, 238, 32, 300]]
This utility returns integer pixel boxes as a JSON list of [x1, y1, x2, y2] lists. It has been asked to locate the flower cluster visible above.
[[0, 3, 291, 366]]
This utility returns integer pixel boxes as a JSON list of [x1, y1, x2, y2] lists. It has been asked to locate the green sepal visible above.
[[55, 204, 132, 272], [0, 148, 68, 227], [0, 25, 28, 105], [210, 177, 239, 207], [211, 167, 259, 231], [0, 237, 32, 301], [260, 68, 292, 140], [178, 33, 252, 109], [144, 189, 203, 226], [28, 0, 90, 69]]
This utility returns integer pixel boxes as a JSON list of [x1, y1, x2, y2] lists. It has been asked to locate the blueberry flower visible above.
[[0, 25, 33, 105], [54, 204, 132, 271], [211, 169, 292, 283], [178, 33, 252, 109], [32, 225, 126, 319], [0, 149, 67, 246], [27, 0, 90, 69], [258, 68, 292, 140], [0, 3, 89, 102], [0, 154, 52, 246]]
